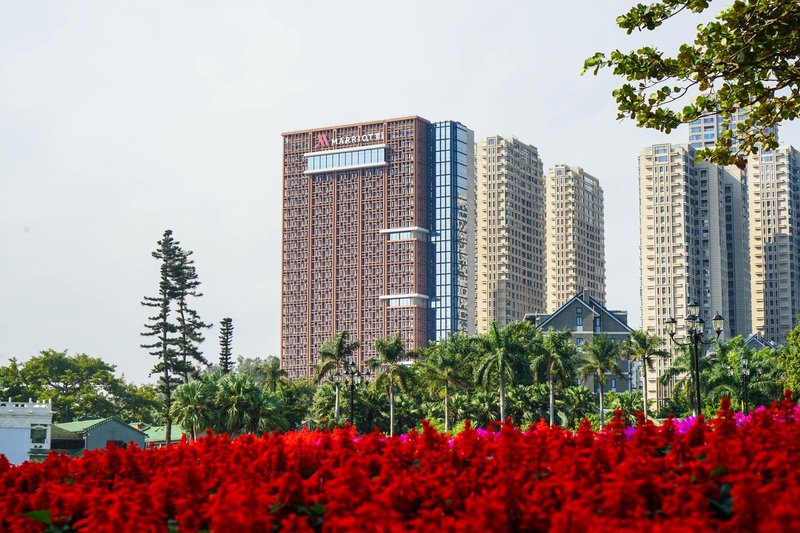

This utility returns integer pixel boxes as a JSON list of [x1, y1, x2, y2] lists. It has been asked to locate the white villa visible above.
[[0, 399, 52, 464]]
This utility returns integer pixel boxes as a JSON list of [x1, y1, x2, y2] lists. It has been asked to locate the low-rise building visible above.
[[526, 290, 635, 392], [0, 399, 52, 464], [143, 425, 187, 447], [54, 418, 146, 450]]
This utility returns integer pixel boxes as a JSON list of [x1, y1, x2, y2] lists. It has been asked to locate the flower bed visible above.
[[3, 394, 800, 531]]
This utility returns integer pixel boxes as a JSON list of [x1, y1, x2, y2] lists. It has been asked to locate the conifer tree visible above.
[[173, 248, 212, 383], [141, 229, 183, 445], [219, 318, 234, 374]]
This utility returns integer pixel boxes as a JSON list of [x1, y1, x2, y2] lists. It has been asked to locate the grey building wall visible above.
[[85, 420, 145, 449], [530, 293, 635, 393]]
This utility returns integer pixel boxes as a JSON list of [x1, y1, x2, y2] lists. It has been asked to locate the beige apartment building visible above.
[[476, 135, 545, 331], [747, 146, 800, 344], [545, 165, 605, 312], [639, 143, 749, 408]]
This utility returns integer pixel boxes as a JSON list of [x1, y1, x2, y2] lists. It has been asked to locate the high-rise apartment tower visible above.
[[475, 136, 545, 330], [747, 146, 800, 343], [545, 164, 605, 312], [639, 143, 750, 407]]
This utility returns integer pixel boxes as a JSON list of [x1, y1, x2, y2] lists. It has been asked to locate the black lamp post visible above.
[[340, 361, 369, 426], [665, 301, 724, 417], [741, 353, 754, 415]]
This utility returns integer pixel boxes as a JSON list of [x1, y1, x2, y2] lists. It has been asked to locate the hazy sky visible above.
[[2, 1, 797, 384]]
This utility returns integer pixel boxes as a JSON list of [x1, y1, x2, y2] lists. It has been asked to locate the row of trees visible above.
[[0, 350, 159, 423], [308, 324, 666, 435], [2, 323, 796, 437], [140, 230, 240, 443], [163, 317, 800, 438]]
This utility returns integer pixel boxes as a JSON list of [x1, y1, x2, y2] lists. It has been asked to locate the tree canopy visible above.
[[0, 349, 159, 423], [583, 0, 800, 167]]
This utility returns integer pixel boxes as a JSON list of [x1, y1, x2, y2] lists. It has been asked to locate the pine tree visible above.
[[173, 248, 212, 383], [219, 318, 234, 374], [141, 230, 183, 445]]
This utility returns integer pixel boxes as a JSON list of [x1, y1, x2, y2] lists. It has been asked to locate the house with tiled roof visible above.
[[142, 424, 187, 447], [53, 417, 146, 451], [525, 290, 636, 392]]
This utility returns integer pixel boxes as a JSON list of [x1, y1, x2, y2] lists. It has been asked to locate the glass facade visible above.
[[305, 146, 385, 174], [430, 121, 474, 340]]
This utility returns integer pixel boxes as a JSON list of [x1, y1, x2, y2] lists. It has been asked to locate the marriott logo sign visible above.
[[314, 131, 383, 149]]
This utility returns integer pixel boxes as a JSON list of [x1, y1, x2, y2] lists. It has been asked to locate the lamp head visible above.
[[712, 312, 724, 337], [665, 317, 677, 337], [697, 317, 705, 335], [686, 314, 697, 333], [688, 300, 700, 318]]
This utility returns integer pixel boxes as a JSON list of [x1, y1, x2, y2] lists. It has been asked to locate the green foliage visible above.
[[367, 334, 414, 436], [415, 333, 472, 431], [218, 318, 234, 374], [620, 329, 669, 418], [659, 336, 784, 417], [141, 230, 186, 442], [170, 372, 288, 439], [172, 248, 212, 382], [579, 334, 623, 426], [534, 329, 579, 426], [780, 317, 800, 392], [141, 230, 210, 442], [0, 350, 159, 423], [475, 321, 537, 420], [583, 0, 799, 166], [606, 390, 645, 426]]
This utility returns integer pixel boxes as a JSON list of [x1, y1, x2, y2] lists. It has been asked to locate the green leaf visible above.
[[23, 510, 52, 524]]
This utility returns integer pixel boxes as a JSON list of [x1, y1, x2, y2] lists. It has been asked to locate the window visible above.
[[305, 146, 386, 174], [576, 306, 582, 314], [594, 317, 601, 329], [30, 425, 47, 444], [576, 316, 583, 327]]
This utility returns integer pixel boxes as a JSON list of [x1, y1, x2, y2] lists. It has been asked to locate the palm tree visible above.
[[475, 321, 532, 421], [620, 329, 668, 419], [367, 334, 413, 437], [417, 334, 470, 432], [314, 331, 359, 423], [560, 385, 598, 428], [215, 373, 284, 437], [532, 329, 578, 426], [659, 344, 701, 416], [170, 378, 212, 440], [580, 334, 623, 427], [257, 356, 289, 394], [706, 338, 783, 412]]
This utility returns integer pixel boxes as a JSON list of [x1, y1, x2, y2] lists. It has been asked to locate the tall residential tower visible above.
[[545, 164, 605, 312], [639, 143, 749, 407], [747, 146, 800, 343], [475, 135, 545, 330]]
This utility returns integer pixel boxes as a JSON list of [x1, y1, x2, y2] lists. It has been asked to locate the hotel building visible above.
[[476, 135, 545, 331], [281, 117, 475, 378], [545, 164, 605, 312], [747, 146, 800, 343]]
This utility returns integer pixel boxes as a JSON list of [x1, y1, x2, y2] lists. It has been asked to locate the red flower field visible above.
[[2, 394, 800, 532]]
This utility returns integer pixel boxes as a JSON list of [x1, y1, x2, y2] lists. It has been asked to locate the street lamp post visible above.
[[742, 352, 755, 414], [665, 301, 724, 417], [340, 361, 369, 426]]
